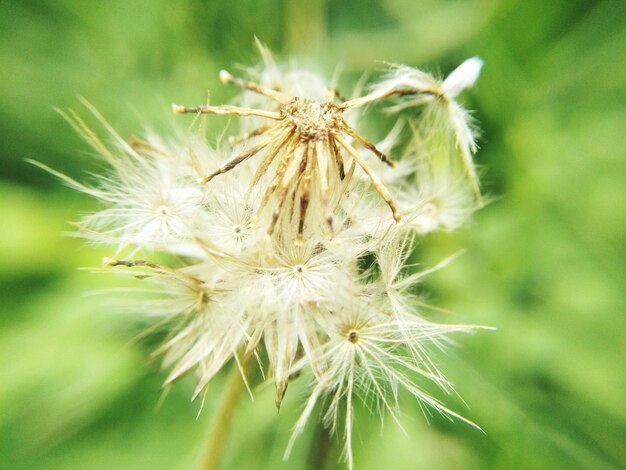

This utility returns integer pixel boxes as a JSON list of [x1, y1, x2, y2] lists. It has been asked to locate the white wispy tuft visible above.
[[442, 57, 483, 98]]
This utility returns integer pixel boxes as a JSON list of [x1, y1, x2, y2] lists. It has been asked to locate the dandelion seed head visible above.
[[48, 45, 489, 469]]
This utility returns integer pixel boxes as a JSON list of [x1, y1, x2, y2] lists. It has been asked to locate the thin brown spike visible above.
[[199, 138, 272, 184], [248, 128, 294, 191], [219, 70, 290, 104], [343, 122, 396, 168], [335, 134, 401, 223], [267, 145, 306, 236], [315, 141, 334, 232], [256, 135, 298, 218], [172, 104, 281, 121], [328, 137, 346, 180], [103, 258, 205, 286], [338, 87, 443, 111], [295, 145, 314, 244], [328, 87, 350, 102]]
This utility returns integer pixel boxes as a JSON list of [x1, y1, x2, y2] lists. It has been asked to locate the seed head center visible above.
[[347, 329, 359, 344], [156, 205, 170, 217], [281, 98, 342, 141]]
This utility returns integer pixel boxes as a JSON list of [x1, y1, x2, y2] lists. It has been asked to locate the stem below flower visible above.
[[199, 358, 250, 470], [307, 418, 336, 470]]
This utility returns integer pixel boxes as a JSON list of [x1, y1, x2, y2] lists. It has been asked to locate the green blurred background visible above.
[[1, 0, 624, 469]]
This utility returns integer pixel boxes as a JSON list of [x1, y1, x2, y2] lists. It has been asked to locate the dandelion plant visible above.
[[43, 43, 489, 469]]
